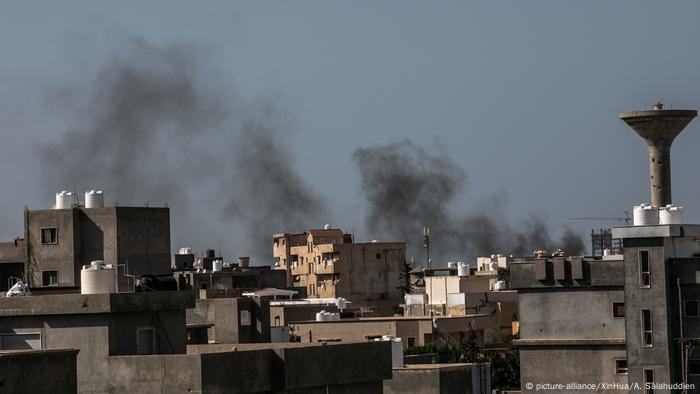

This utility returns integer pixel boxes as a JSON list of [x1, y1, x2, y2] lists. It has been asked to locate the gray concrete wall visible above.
[[187, 297, 270, 344], [518, 289, 625, 340], [0, 349, 78, 394], [115, 207, 171, 276], [623, 239, 674, 388], [384, 364, 490, 394], [519, 347, 628, 393]]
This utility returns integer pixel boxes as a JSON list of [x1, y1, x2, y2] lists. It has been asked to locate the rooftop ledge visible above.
[[611, 224, 700, 239], [513, 338, 626, 347], [0, 291, 195, 316]]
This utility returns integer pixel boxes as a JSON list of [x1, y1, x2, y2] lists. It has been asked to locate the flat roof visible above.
[[289, 313, 494, 324], [0, 291, 195, 316], [611, 224, 700, 239]]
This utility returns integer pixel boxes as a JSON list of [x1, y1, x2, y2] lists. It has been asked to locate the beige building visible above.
[[289, 315, 496, 350], [273, 228, 406, 307]]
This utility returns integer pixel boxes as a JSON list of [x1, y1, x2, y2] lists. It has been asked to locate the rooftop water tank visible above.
[[55, 191, 74, 209], [458, 263, 470, 277], [659, 204, 683, 225], [238, 257, 250, 268], [80, 260, 116, 294], [84, 190, 104, 208], [494, 280, 507, 291], [178, 247, 193, 255], [633, 204, 659, 225], [447, 262, 456, 269], [212, 260, 223, 272]]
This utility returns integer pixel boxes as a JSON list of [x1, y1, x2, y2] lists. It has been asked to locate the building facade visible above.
[[273, 229, 406, 305]]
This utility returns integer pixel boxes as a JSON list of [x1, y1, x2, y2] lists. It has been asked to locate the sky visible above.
[[1, 1, 700, 261]]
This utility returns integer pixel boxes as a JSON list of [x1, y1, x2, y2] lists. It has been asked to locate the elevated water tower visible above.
[[620, 102, 697, 207]]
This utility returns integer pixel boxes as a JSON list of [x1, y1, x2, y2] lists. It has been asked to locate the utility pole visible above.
[[423, 226, 431, 316]]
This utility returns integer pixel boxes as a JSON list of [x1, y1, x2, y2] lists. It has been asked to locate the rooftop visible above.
[[0, 291, 195, 316], [611, 224, 700, 239]]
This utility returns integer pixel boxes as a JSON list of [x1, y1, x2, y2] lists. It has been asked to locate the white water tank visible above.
[[494, 280, 507, 291], [178, 247, 193, 255], [633, 204, 659, 225], [80, 260, 116, 294], [55, 191, 74, 209], [85, 190, 104, 208], [212, 260, 223, 272], [659, 204, 683, 225], [458, 263, 470, 277], [335, 297, 347, 310], [447, 262, 457, 269], [316, 311, 325, 321]]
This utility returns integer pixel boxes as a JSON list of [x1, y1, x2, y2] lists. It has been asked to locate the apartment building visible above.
[[273, 228, 406, 307]]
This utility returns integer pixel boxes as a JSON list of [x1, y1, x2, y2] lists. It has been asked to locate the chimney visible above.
[[619, 102, 697, 207]]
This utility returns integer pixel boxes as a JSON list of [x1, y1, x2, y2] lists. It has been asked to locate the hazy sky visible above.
[[2, 1, 700, 259]]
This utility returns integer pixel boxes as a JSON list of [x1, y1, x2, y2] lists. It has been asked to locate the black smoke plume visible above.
[[353, 139, 585, 263], [40, 40, 327, 263]]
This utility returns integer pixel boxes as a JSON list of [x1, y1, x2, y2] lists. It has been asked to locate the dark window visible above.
[[641, 309, 653, 347], [643, 369, 654, 393], [42, 271, 58, 287], [613, 302, 625, 318], [615, 359, 628, 375], [685, 300, 699, 318], [137, 328, 156, 355], [407, 337, 415, 348], [41, 228, 57, 244], [639, 251, 650, 288], [376, 253, 381, 259], [689, 359, 700, 375]]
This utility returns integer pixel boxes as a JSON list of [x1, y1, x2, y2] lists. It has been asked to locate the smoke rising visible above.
[[40, 40, 327, 263], [353, 139, 585, 263]]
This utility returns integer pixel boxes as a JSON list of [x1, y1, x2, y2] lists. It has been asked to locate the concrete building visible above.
[[273, 228, 406, 311], [0, 290, 394, 393], [384, 363, 491, 394], [186, 295, 271, 344], [511, 254, 628, 391], [289, 314, 496, 350], [0, 200, 172, 291], [0, 291, 192, 392], [0, 349, 78, 394]]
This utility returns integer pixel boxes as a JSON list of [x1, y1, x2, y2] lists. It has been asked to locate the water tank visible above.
[[458, 263, 470, 277], [84, 190, 104, 208], [212, 260, 223, 272], [80, 260, 116, 294], [335, 297, 347, 310], [238, 257, 250, 268], [178, 247, 193, 255], [316, 311, 325, 321], [659, 204, 683, 225], [494, 280, 507, 291], [447, 262, 457, 269], [633, 204, 659, 225], [324, 224, 331, 230], [55, 191, 74, 209]]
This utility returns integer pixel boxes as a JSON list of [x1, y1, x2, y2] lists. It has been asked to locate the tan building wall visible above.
[[289, 315, 493, 350], [425, 275, 493, 306], [273, 229, 405, 306]]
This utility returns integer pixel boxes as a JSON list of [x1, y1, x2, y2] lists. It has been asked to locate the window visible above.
[[685, 300, 700, 318], [614, 359, 628, 375], [612, 302, 625, 318], [42, 271, 58, 286], [643, 369, 654, 394], [240, 310, 252, 326], [41, 228, 57, 244], [689, 359, 700, 375], [639, 250, 650, 288], [136, 327, 156, 355], [274, 316, 281, 326], [376, 252, 381, 259], [407, 337, 416, 348], [641, 309, 653, 347], [0, 333, 41, 350]]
